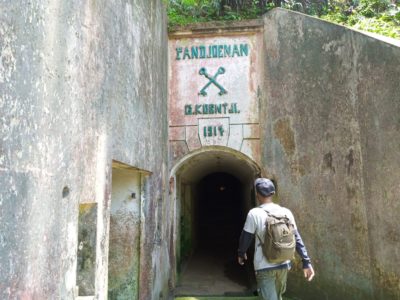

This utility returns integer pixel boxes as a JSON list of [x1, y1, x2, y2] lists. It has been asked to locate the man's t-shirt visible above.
[[243, 202, 297, 271]]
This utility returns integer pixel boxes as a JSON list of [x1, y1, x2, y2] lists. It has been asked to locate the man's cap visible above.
[[255, 178, 275, 197]]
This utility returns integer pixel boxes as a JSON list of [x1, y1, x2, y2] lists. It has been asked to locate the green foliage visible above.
[[167, 0, 273, 26], [166, 0, 400, 39], [321, 0, 400, 38]]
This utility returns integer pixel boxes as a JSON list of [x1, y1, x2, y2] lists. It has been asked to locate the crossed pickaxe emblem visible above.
[[198, 67, 227, 96]]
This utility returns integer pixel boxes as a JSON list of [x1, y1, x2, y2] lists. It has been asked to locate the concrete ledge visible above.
[[169, 19, 264, 37], [266, 8, 400, 48]]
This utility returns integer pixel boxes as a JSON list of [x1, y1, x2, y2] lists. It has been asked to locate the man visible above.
[[238, 178, 315, 300]]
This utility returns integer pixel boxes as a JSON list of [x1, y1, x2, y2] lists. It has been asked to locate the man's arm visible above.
[[237, 230, 254, 265], [294, 229, 315, 281]]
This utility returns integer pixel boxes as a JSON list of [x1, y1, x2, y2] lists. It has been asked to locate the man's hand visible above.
[[303, 266, 315, 281], [238, 253, 247, 266]]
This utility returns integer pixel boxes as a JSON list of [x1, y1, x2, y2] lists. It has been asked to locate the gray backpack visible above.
[[258, 208, 296, 263]]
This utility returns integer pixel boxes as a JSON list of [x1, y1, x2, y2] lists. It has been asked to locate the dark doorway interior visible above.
[[175, 172, 256, 296], [197, 172, 244, 251]]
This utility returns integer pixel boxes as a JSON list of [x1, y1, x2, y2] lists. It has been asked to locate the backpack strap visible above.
[[259, 206, 291, 222], [255, 207, 271, 245], [258, 205, 271, 216]]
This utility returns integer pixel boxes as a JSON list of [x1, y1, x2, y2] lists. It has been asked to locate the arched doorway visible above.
[[171, 147, 261, 296]]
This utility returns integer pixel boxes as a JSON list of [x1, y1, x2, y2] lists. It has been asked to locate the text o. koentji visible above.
[[184, 103, 240, 115]]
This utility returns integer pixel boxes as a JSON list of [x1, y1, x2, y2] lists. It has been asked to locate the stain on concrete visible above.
[[372, 260, 400, 299], [346, 148, 354, 175], [323, 152, 335, 173], [170, 141, 190, 166], [108, 213, 140, 299], [273, 118, 295, 157], [289, 160, 306, 177], [77, 203, 97, 296], [0, 21, 17, 84]]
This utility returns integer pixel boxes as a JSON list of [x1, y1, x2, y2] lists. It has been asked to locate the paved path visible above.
[[174, 247, 255, 297]]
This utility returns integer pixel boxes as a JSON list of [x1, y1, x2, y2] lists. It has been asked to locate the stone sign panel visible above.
[[169, 23, 263, 163], [198, 117, 230, 146]]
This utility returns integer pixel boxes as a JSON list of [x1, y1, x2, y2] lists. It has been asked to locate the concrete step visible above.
[[175, 297, 259, 300], [175, 297, 293, 300]]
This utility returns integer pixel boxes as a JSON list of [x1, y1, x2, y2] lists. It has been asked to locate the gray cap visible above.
[[255, 178, 275, 197]]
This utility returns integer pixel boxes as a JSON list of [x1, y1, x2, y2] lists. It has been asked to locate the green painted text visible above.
[[184, 103, 240, 115], [176, 43, 249, 60]]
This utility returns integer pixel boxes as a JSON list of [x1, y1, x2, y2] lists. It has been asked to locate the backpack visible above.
[[258, 208, 296, 263]]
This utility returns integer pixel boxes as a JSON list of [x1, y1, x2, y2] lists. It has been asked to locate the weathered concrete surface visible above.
[[108, 167, 141, 299], [262, 8, 400, 300], [77, 203, 98, 296], [0, 1, 170, 299]]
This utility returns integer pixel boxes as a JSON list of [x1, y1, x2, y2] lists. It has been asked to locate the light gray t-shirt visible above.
[[243, 202, 297, 271]]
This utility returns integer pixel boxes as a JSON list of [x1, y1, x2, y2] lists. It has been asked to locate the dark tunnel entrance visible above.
[[173, 149, 260, 296], [197, 172, 244, 252]]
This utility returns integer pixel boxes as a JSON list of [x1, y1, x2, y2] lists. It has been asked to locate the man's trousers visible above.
[[255, 268, 288, 300]]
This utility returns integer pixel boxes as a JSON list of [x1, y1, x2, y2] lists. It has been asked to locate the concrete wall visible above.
[[0, 1, 170, 299], [262, 8, 400, 300]]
